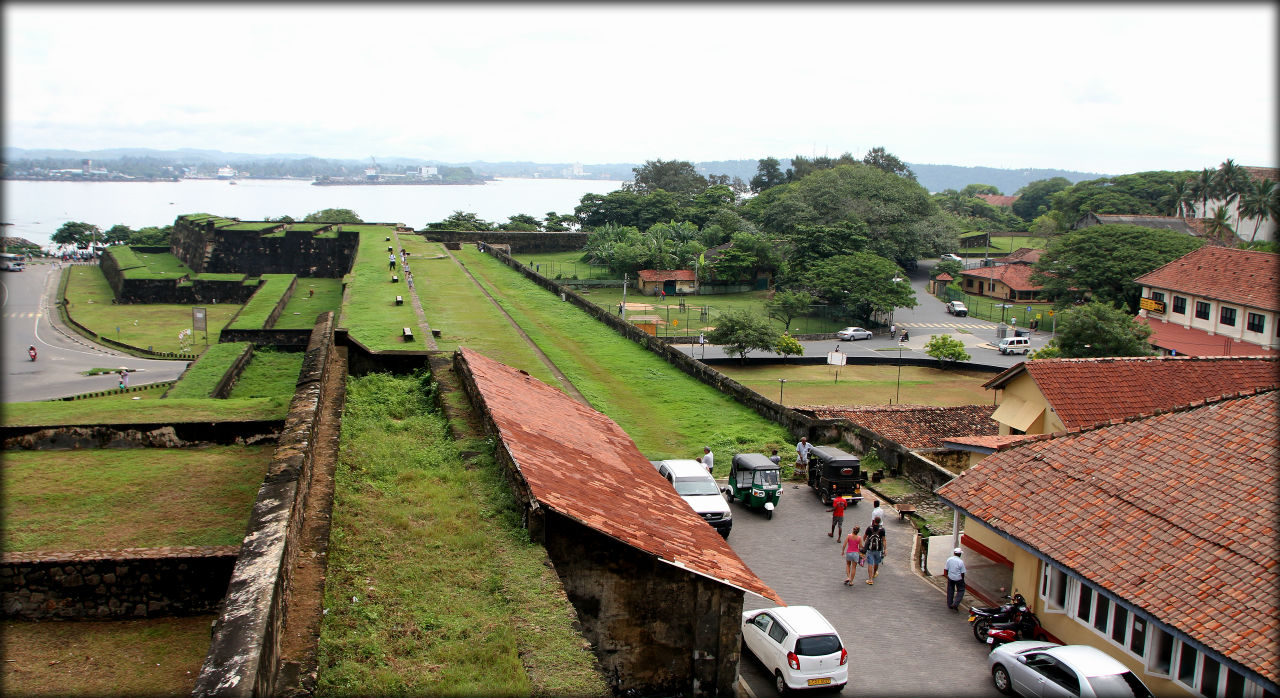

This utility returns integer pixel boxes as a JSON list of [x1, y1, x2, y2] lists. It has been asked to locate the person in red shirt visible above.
[[828, 495, 847, 540]]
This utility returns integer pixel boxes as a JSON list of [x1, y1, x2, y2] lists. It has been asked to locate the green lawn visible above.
[[3, 445, 272, 552], [577, 287, 848, 337], [340, 227, 421, 350], [110, 248, 194, 279], [4, 397, 288, 427], [317, 372, 607, 697], [62, 265, 242, 352], [227, 274, 296, 330], [228, 350, 304, 399], [455, 247, 793, 463], [166, 342, 251, 399], [957, 235, 1047, 256], [517, 250, 613, 280], [714, 363, 995, 407], [275, 278, 344, 329]]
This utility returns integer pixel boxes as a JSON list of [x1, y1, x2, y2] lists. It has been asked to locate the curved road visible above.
[[1, 261, 190, 403]]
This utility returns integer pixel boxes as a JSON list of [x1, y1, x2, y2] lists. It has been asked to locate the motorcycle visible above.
[[28, 345, 37, 362], [968, 593, 1026, 642], [982, 604, 1045, 646]]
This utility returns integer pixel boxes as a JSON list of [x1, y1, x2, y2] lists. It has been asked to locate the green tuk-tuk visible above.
[[725, 453, 783, 519]]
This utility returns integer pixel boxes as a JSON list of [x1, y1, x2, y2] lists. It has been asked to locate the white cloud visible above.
[[4, 3, 1275, 173]]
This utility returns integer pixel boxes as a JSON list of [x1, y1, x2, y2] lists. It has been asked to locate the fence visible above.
[[939, 284, 1054, 329], [525, 261, 614, 281]]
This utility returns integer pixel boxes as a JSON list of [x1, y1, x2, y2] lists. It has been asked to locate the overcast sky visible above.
[[5, 3, 1275, 174]]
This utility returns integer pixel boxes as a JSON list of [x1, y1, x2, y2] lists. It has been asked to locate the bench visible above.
[[392, 275, 399, 283], [395, 296, 403, 306], [402, 327, 414, 342], [387, 245, 394, 251], [897, 505, 916, 521]]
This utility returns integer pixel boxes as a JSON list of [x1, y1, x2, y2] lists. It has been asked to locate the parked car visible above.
[[940, 253, 963, 264], [945, 301, 968, 316], [988, 641, 1153, 698], [835, 326, 872, 341], [742, 605, 848, 695], [653, 459, 733, 537], [998, 336, 1030, 355]]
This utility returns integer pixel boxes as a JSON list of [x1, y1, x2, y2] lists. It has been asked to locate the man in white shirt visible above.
[[795, 437, 812, 473], [870, 500, 885, 527], [944, 548, 967, 611], [698, 446, 714, 473]]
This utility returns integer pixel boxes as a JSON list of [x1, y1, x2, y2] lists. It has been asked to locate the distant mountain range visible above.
[[3, 147, 1106, 194]]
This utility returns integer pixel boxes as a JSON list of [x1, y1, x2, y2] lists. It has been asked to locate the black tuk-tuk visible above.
[[725, 453, 783, 519], [806, 445, 866, 505]]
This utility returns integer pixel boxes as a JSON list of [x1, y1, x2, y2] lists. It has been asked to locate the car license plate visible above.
[[986, 637, 995, 645], [807, 678, 831, 686], [968, 615, 976, 622]]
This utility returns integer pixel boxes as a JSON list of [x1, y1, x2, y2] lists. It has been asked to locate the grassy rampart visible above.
[[165, 342, 251, 399], [339, 226, 419, 350], [227, 274, 297, 330], [227, 350, 305, 399], [275, 279, 344, 329], [3, 397, 287, 426]]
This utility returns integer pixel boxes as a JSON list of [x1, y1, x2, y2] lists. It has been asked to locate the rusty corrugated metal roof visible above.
[[458, 347, 782, 603]]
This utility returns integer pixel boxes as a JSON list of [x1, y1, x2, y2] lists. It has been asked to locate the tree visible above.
[[775, 332, 805, 358], [706, 309, 777, 362], [425, 211, 494, 231], [750, 157, 787, 193], [1238, 178, 1277, 242], [1159, 179, 1196, 218], [1204, 205, 1236, 243], [961, 183, 1001, 197], [104, 224, 133, 244], [1190, 168, 1217, 218], [1215, 158, 1249, 205], [1048, 171, 1197, 224], [862, 146, 917, 181], [627, 159, 707, 196], [795, 252, 917, 320], [302, 208, 363, 223], [931, 259, 962, 280], [1043, 302, 1154, 358], [924, 334, 971, 367], [265, 214, 296, 223], [1012, 177, 1072, 220], [1032, 224, 1203, 310], [128, 225, 173, 246], [764, 290, 815, 330], [499, 214, 541, 231], [543, 211, 574, 232], [52, 221, 100, 248]]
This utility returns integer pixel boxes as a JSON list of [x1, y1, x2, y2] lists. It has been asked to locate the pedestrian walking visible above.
[[618, 302, 624, 316], [768, 449, 781, 465], [696, 446, 714, 473], [870, 500, 885, 527], [795, 436, 812, 475], [945, 547, 967, 610], [388, 254, 395, 270], [828, 495, 847, 540], [842, 526, 863, 585], [120, 369, 129, 388], [862, 517, 886, 585]]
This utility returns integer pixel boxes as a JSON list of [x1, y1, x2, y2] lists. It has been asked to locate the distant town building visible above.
[[216, 166, 236, 179]]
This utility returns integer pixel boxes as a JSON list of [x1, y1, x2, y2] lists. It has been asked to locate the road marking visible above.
[[900, 322, 993, 329], [4, 312, 41, 318]]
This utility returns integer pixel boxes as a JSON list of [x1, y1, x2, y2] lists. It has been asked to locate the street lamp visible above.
[[890, 275, 905, 329], [778, 378, 787, 403], [895, 341, 904, 404]]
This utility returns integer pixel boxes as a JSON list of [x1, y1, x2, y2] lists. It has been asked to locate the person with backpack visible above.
[[861, 517, 886, 585]]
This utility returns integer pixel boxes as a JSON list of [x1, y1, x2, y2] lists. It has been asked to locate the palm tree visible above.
[[1204, 205, 1236, 244], [1215, 159, 1249, 205], [1190, 168, 1217, 218], [1160, 179, 1196, 217], [1238, 178, 1277, 242]]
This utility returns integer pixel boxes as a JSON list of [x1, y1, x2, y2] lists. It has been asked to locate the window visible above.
[[1111, 605, 1129, 644], [1148, 627, 1174, 676], [1221, 307, 1237, 326], [1076, 586, 1093, 622], [1201, 656, 1221, 698], [1151, 291, 1165, 303], [1225, 668, 1246, 698], [1128, 616, 1147, 656], [1173, 296, 1187, 314], [1248, 313, 1265, 333], [767, 619, 788, 645], [1093, 595, 1111, 633], [1196, 301, 1211, 320], [1177, 642, 1198, 686], [1041, 565, 1068, 611]]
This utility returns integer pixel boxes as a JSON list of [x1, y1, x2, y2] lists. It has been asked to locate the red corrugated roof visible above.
[[937, 390, 1280, 686], [637, 269, 696, 282], [1134, 246, 1280, 312], [959, 263, 1046, 291], [1138, 318, 1280, 358], [983, 356, 1280, 429], [458, 347, 781, 603], [806, 404, 997, 449]]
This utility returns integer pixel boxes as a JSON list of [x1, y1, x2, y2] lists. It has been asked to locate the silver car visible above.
[[835, 326, 872, 341], [989, 641, 1153, 698]]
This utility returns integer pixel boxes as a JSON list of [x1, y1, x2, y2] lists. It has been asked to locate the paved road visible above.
[[728, 482, 1001, 697], [1, 261, 190, 403]]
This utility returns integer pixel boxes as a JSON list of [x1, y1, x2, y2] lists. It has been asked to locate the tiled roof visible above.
[[1087, 214, 1197, 235], [805, 404, 998, 449], [1134, 246, 1280, 312], [976, 194, 1019, 207], [701, 242, 732, 263], [999, 247, 1043, 265], [937, 390, 1280, 686], [637, 269, 696, 282], [940, 434, 1034, 451], [1243, 166, 1278, 182], [1139, 317, 1280, 358], [934, 273, 954, 281], [457, 348, 781, 603], [983, 356, 1280, 429], [959, 263, 1046, 291]]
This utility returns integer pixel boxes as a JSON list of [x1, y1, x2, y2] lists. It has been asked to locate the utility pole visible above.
[[621, 273, 628, 321]]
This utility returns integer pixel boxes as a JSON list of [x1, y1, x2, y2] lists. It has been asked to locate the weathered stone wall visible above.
[[210, 343, 256, 399], [217, 329, 314, 348], [170, 217, 358, 277], [1, 422, 282, 449], [99, 252, 259, 304], [1, 547, 237, 620], [339, 331, 436, 376], [418, 230, 589, 253], [193, 312, 337, 698]]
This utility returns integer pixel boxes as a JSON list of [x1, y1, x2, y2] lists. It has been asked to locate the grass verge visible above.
[[3, 397, 287, 426], [226, 274, 296, 330], [317, 371, 607, 697], [3, 445, 271, 552], [712, 363, 994, 408], [275, 278, 344, 329], [227, 349, 304, 399]]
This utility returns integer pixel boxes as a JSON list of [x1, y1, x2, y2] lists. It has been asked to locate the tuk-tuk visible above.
[[806, 445, 866, 505], [724, 453, 783, 519]]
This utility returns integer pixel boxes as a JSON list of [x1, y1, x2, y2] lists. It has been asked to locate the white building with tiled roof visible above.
[[938, 389, 1279, 697], [1191, 166, 1278, 243], [1135, 246, 1280, 356]]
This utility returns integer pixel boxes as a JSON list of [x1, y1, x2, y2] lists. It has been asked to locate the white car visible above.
[[940, 253, 963, 264], [989, 641, 1153, 698], [835, 326, 872, 341], [654, 459, 732, 537], [742, 605, 847, 694]]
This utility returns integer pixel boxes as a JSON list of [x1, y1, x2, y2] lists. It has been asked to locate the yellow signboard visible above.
[[1139, 297, 1166, 314]]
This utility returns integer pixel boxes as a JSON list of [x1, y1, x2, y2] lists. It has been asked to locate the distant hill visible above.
[[3, 147, 1105, 192]]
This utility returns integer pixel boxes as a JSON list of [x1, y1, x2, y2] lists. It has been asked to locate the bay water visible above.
[[2, 177, 624, 251]]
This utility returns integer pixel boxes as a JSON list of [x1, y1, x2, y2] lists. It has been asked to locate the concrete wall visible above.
[[419, 230, 589, 253], [1, 546, 236, 620], [193, 312, 338, 698]]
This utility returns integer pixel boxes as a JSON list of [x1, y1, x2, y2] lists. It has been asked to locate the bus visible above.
[[0, 253, 25, 271]]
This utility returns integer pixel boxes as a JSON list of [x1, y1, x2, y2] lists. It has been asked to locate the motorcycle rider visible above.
[[28, 345, 37, 361]]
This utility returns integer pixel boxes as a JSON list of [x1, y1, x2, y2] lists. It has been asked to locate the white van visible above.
[[654, 459, 733, 537], [998, 337, 1030, 355]]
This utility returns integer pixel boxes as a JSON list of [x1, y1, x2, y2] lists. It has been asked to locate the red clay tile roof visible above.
[[637, 269, 696, 282], [959, 263, 1046, 292], [937, 390, 1280, 685], [1243, 166, 1279, 182], [940, 434, 1034, 451], [1134, 246, 1280, 312], [998, 247, 1043, 265], [805, 404, 997, 449], [934, 273, 954, 281], [983, 356, 1280, 429], [976, 194, 1019, 207], [457, 347, 781, 603], [1138, 318, 1280, 358]]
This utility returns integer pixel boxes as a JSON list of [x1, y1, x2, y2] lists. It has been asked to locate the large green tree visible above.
[[104, 224, 134, 244], [52, 221, 100, 247], [1041, 302, 1155, 358], [764, 290, 815, 330], [498, 214, 541, 231], [1012, 177, 1072, 221], [793, 251, 916, 321], [1031, 224, 1203, 311], [1238, 178, 1278, 242], [1048, 171, 1196, 224], [425, 211, 494, 231], [626, 159, 708, 196], [924, 334, 971, 367], [706, 309, 777, 362], [750, 157, 787, 193], [862, 146, 916, 181], [302, 208, 363, 223]]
